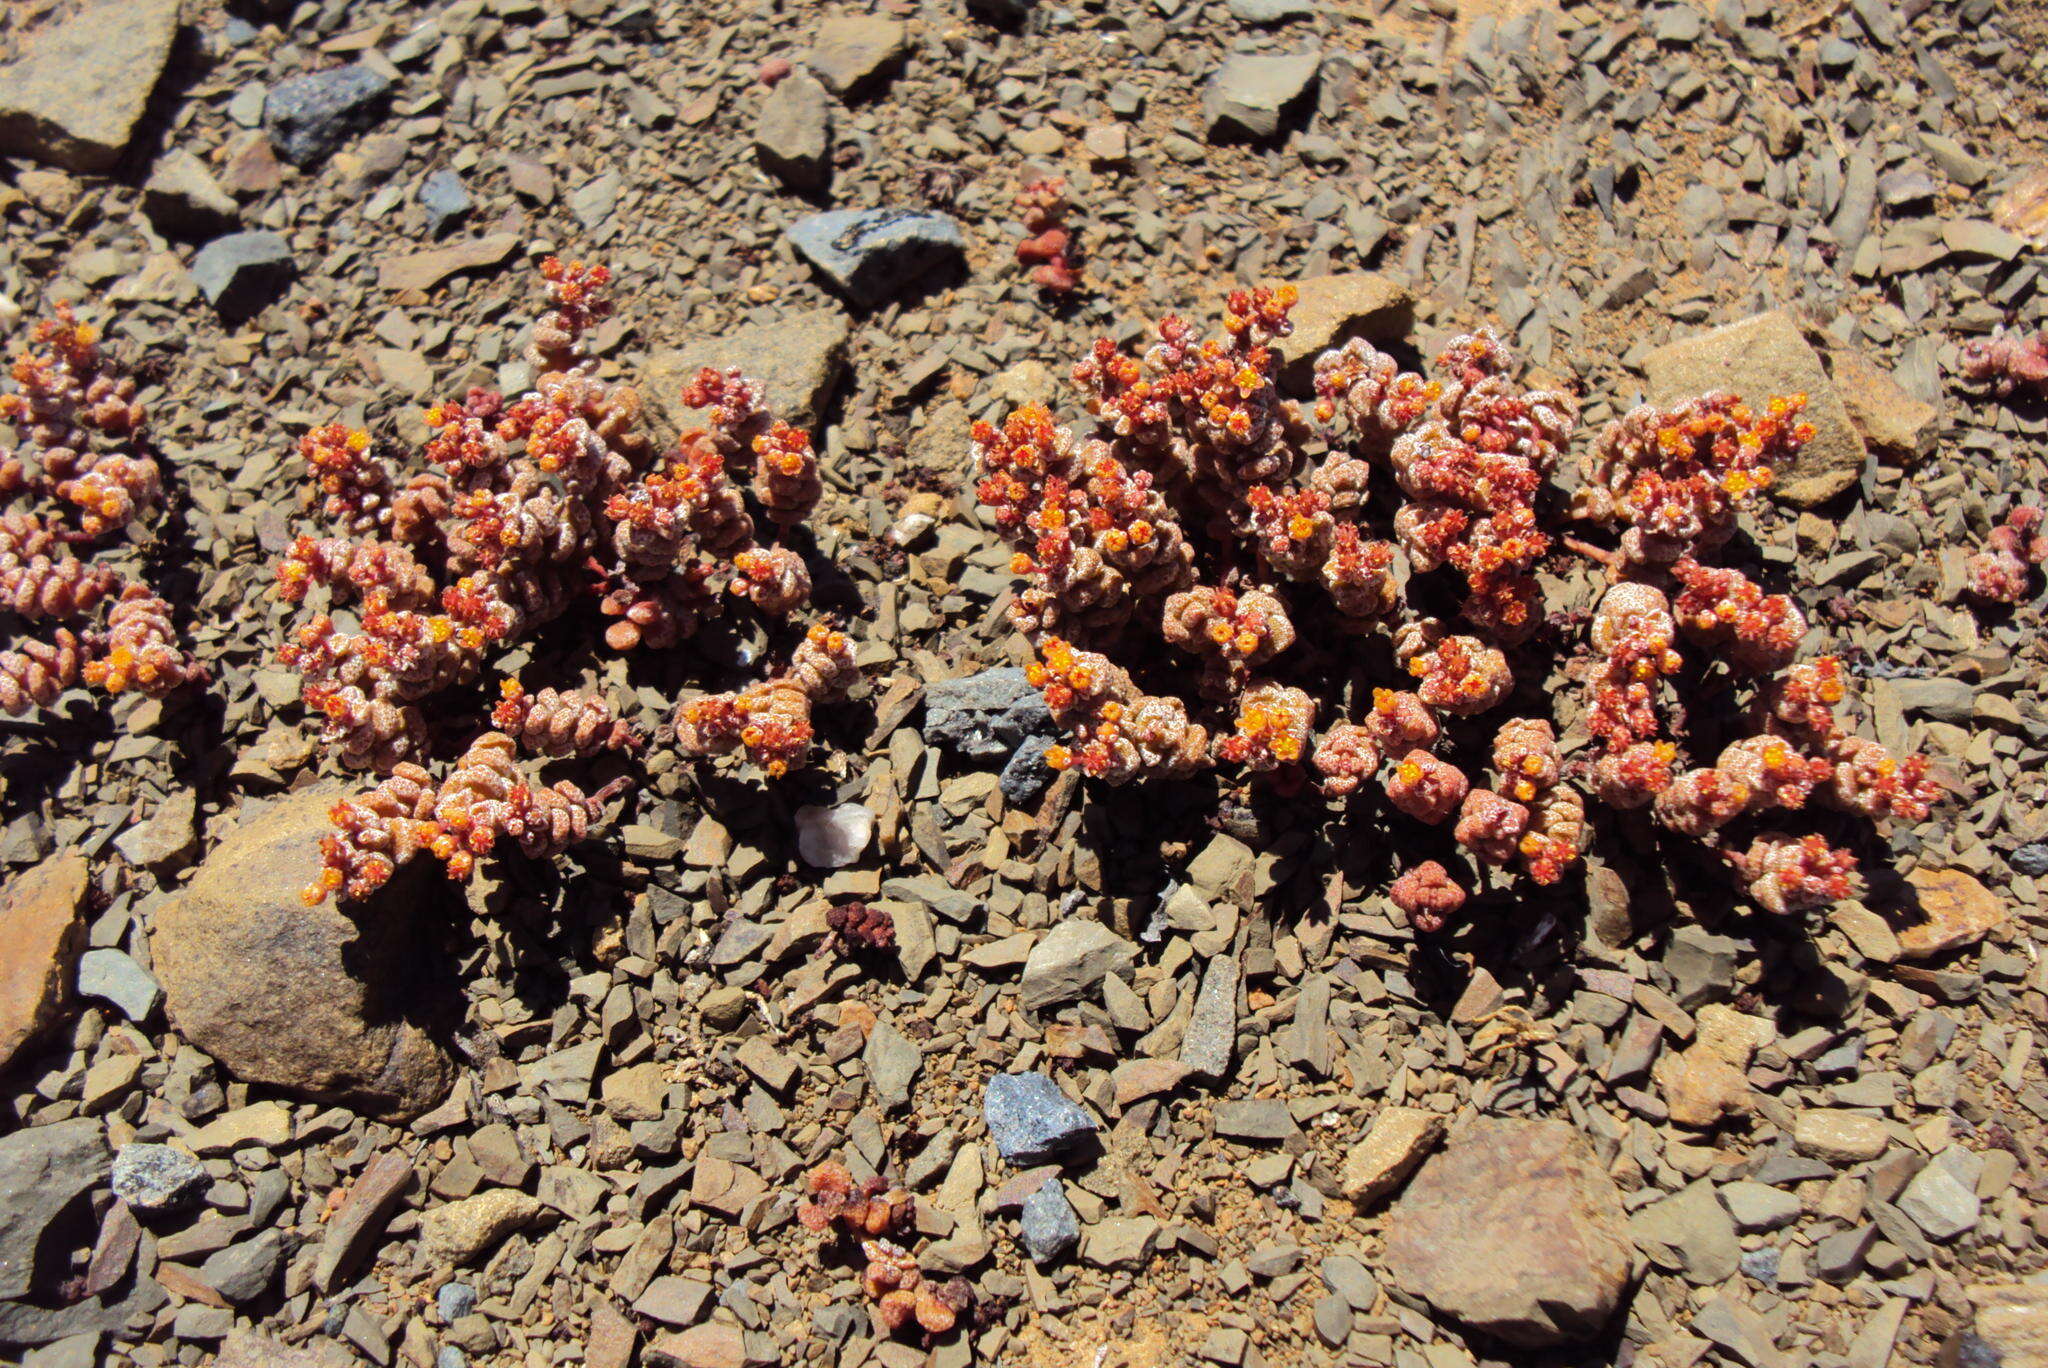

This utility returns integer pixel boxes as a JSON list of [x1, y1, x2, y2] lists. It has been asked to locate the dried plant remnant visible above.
[[826, 901, 896, 951], [1964, 505, 2045, 606], [1015, 176, 1079, 294], [797, 1162, 912, 1237]]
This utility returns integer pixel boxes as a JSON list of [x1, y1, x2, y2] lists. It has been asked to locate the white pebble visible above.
[[795, 802, 871, 868]]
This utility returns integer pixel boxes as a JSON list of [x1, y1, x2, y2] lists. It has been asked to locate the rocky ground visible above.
[[1, 0, 2047, 1366]]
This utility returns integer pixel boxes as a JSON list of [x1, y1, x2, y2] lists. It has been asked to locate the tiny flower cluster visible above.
[[0, 307, 205, 716], [280, 262, 861, 900], [976, 290, 1952, 929]]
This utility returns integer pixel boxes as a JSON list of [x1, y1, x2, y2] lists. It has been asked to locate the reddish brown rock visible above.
[[1384, 1116, 1635, 1347], [1898, 867, 2006, 960], [151, 790, 455, 1121], [0, 851, 89, 1072]]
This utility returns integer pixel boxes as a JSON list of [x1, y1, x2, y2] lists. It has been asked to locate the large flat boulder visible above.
[[1384, 1116, 1635, 1347], [0, 0, 182, 172], [151, 790, 456, 1121], [640, 309, 850, 442], [1643, 311, 1866, 506]]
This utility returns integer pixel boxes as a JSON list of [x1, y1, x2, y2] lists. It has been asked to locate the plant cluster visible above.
[[797, 1162, 973, 1338], [277, 261, 859, 904], [1965, 504, 2045, 606], [1958, 328, 2048, 398], [974, 290, 1944, 926], [1014, 177, 1079, 296], [0, 307, 205, 715]]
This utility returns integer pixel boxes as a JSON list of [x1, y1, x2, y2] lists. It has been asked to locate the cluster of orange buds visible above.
[[1362, 687, 1439, 754], [1071, 335, 1173, 448], [276, 535, 435, 609], [673, 622, 856, 778], [421, 390, 509, 476], [1964, 505, 2045, 606], [1321, 523, 1399, 625], [1393, 621, 1511, 716], [1473, 717, 1582, 884], [298, 423, 394, 532], [491, 681, 640, 757], [0, 521, 117, 620], [752, 419, 822, 528], [1724, 831, 1860, 916], [1389, 859, 1466, 933], [1755, 655, 1846, 738], [1583, 583, 1683, 804], [77, 586, 204, 697], [1384, 749, 1468, 824], [528, 257, 613, 374], [1574, 392, 1809, 573], [1214, 680, 1314, 772], [1312, 336, 1441, 439], [728, 546, 811, 615], [1241, 483, 1334, 581], [1670, 558, 1806, 672], [860, 1240, 974, 1337], [1028, 636, 1209, 783], [796, 1162, 913, 1238], [1, 304, 144, 450], [1161, 584, 1295, 688], [680, 365, 771, 465], [607, 442, 754, 568], [1824, 735, 1941, 823]]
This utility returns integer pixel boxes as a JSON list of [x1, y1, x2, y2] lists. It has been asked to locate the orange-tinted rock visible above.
[[0, 851, 88, 1072]]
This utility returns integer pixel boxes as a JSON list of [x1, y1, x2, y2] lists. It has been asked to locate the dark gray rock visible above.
[[965, 0, 1033, 20], [984, 1072, 1097, 1166], [190, 232, 296, 320], [437, 1282, 475, 1324], [788, 208, 966, 308], [1665, 925, 1741, 1008], [999, 736, 1055, 806], [1019, 1181, 1079, 1264], [418, 169, 471, 238], [199, 1230, 282, 1304], [924, 667, 1055, 761], [263, 65, 392, 168], [2010, 842, 2048, 877], [111, 1142, 207, 1214], [0, 1119, 110, 1299]]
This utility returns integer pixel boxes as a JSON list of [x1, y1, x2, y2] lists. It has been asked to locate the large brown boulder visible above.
[[1643, 311, 1866, 506], [0, 852, 89, 1072], [1384, 1116, 1635, 1347], [151, 789, 455, 1121]]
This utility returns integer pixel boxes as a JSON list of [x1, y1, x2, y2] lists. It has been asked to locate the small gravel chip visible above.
[[1019, 1180, 1079, 1265], [437, 1282, 475, 1324], [984, 1072, 1097, 1166], [1213, 1098, 1297, 1143], [418, 169, 471, 238]]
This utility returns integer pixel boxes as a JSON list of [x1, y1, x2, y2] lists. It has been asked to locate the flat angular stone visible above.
[[0, 852, 87, 1072], [788, 209, 966, 307], [984, 1072, 1097, 1166], [1019, 1181, 1079, 1264], [1339, 1106, 1444, 1205], [1384, 1117, 1633, 1347], [1203, 50, 1322, 140], [641, 309, 850, 441], [1020, 920, 1136, 1010], [1898, 867, 2006, 959], [190, 232, 296, 320], [377, 233, 521, 292], [141, 150, 239, 239], [0, 0, 180, 172], [0, 1118, 109, 1299], [754, 73, 833, 191], [807, 16, 907, 100]]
